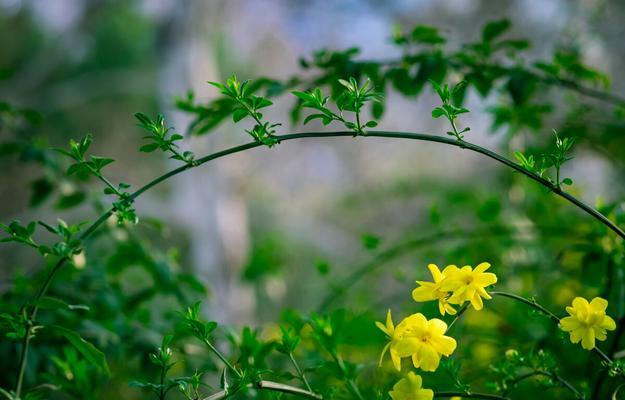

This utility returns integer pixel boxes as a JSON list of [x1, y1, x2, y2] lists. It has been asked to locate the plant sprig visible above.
[[208, 75, 280, 147], [431, 80, 471, 140], [293, 77, 382, 136], [55, 134, 138, 224], [514, 129, 575, 189], [135, 112, 195, 165]]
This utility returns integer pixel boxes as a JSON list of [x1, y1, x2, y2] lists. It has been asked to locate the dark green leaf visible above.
[[48, 325, 109, 375]]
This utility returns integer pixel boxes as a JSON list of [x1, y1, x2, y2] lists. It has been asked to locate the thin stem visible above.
[[159, 363, 165, 400], [15, 257, 67, 398], [446, 302, 471, 332], [490, 291, 560, 324], [202, 380, 322, 400], [509, 370, 584, 399], [85, 165, 122, 197], [434, 392, 509, 400], [202, 339, 242, 379], [289, 352, 313, 392], [450, 118, 461, 140], [329, 351, 364, 400], [355, 108, 362, 134]]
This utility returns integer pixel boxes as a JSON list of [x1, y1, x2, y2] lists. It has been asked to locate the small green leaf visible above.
[[139, 143, 160, 153], [432, 107, 446, 118], [562, 178, 573, 186], [362, 233, 381, 250], [232, 108, 248, 123], [48, 325, 109, 375]]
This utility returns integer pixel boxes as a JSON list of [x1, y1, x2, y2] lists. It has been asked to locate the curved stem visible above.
[[14, 129, 624, 394], [202, 380, 322, 400], [490, 291, 560, 324], [434, 392, 509, 400], [506, 370, 584, 399]]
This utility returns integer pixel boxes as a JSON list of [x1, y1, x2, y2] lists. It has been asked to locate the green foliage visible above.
[[2, 14, 625, 400], [294, 77, 382, 135], [208, 75, 281, 146], [430, 80, 471, 140], [135, 113, 195, 164], [514, 130, 576, 189]]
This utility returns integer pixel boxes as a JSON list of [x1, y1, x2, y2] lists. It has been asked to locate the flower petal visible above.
[[474, 262, 491, 273]]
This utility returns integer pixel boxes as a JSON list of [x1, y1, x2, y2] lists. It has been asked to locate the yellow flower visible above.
[[389, 372, 434, 400], [376, 311, 456, 372], [440, 262, 497, 310], [559, 297, 616, 350], [412, 264, 457, 315]]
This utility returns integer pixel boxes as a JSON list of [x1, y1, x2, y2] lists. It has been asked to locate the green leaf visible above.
[[303, 113, 327, 125], [48, 325, 109, 375], [66, 162, 90, 176], [482, 19, 511, 43], [36, 297, 90, 311], [134, 112, 153, 128], [431, 107, 446, 118], [89, 156, 114, 171], [410, 25, 445, 44], [562, 178, 573, 186], [139, 143, 160, 153], [361, 233, 381, 250], [232, 108, 249, 123], [55, 192, 86, 210]]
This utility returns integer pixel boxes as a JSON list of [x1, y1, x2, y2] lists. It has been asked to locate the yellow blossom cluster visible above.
[[559, 296, 616, 350], [378, 261, 618, 400], [376, 310, 456, 372], [412, 262, 498, 315], [378, 262, 497, 400]]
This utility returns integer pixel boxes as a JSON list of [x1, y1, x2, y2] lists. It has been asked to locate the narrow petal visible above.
[[471, 293, 484, 310], [386, 309, 394, 332], [581, 328, 595, 350], [601, 315, 616, 331], [412, 287, 437, 302], [475, 272, 497, 286], [559, 316, 581, 332], [474, 262, 491, 273], [572, 297, 590, 311], [444, 303, 457, 315], [427, 264, 443, 282], [391, 349, 402, 371], [589, 297, 609, 313], [378, 342, 390, 366]]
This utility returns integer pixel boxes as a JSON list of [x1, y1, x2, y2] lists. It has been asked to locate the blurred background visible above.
[[2, 0, 625, 398]]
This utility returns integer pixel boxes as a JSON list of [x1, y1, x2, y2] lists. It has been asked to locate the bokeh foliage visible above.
[[1, 2, 625, 400]]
